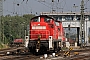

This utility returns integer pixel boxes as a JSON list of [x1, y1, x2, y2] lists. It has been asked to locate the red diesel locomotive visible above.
[[28, 15, 65, 53]]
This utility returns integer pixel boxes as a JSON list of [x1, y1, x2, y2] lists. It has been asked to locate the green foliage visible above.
[[0, 14, 35, 44], [0, 43, 3, 49], [88, 35, 90, 43], [0, 42, 9, 49]]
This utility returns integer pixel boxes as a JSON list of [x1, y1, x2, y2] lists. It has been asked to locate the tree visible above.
[[1, 14, 35, 44]]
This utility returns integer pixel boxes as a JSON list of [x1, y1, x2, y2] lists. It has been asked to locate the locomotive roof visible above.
[[31, 15, 62, 23], [31, 15, 54, 20]]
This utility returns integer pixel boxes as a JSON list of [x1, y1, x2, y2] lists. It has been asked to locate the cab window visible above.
[[32, 17, 40, 22], [55, 22, 59, 26], [44, 18, 51, 23]]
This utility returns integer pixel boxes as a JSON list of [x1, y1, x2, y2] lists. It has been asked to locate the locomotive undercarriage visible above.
[[28, 40, 61, 54]]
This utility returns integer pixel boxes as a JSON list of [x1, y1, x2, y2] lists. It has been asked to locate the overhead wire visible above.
[[84, 0, 90, 12], [14, 0, 30, 15], [34, 0, 66, 12], [5, 0, 90, 15], [34, 0, 52, 9], [21, 0, 40, 15]]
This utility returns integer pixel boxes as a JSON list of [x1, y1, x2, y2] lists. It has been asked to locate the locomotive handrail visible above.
[[30, 30, 50, 39]]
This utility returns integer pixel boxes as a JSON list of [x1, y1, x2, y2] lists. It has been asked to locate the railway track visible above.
[[55, 47, 90, 55], [0, 47, 26, 56], [70, 54, 90, 60], [0, 54, 40, 60], [44, 47, 90, 60], [61, 52, 90, 60], [0, 46, 41, 60], [0, 46, 90, 60]]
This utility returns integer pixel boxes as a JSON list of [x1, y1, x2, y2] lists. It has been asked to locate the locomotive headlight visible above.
[[38, 41, 40, 43]]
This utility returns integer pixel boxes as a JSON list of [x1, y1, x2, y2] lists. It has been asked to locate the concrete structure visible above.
[[41, 12, 90, 46]]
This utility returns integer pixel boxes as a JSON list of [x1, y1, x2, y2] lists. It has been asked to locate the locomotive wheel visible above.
[[54, 41, 61, 52]]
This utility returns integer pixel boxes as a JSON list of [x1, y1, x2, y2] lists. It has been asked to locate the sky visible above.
[[3, 0, 90, 16]]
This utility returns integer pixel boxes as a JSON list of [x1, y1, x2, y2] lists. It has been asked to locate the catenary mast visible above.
[[0, 0, 3, 42], [80, 0, 85, 47]]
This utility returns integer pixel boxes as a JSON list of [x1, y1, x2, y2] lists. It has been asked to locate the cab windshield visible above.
[[44, 18, 51, 23], [32, 17, 40, 22]]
